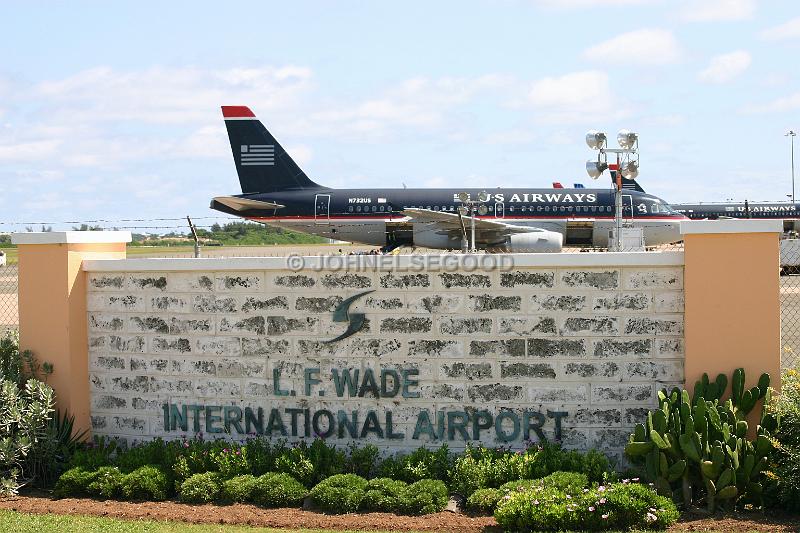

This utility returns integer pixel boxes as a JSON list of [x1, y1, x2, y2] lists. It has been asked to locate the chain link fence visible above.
[[781, 238, 800, 369], [0, 262, 18, 334]]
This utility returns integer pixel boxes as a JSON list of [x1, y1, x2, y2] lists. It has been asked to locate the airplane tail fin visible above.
[[609, 170, 645, 193], [221, 106, 323, 194]]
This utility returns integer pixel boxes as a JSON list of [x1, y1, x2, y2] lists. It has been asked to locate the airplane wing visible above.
[[211, 196, 285, 212], [402, 208, 552, 244]]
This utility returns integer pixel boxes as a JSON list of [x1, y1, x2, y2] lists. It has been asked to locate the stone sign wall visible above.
[[85, 257, 684, 459]]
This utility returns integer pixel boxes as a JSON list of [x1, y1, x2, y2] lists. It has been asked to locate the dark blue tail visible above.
[[221, 106, 324, 194]]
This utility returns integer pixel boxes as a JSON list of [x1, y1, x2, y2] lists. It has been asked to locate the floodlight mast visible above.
[[585, 130, 639, 251], [456, 191, 490, 252]]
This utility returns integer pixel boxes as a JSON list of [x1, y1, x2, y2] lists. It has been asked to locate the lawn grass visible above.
[[0, 510, 406, 533], [1, 248, 18, 265]]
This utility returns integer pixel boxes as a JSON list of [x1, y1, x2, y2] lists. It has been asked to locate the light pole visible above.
[[585, 130, 639, 251], [457, 191, 489, 252], [787, 130, 796, 203]]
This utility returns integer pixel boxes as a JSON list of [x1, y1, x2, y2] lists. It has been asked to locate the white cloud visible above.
[[0, 140, 61, 162], [697, 50, 751, 83], [583, 29, 680, 65], [36, 65, 314, 124], [760, 17, 800, 41], [745, 92, 800, 114], [520, 70, 628, 123], [680, 0, 756, 22]]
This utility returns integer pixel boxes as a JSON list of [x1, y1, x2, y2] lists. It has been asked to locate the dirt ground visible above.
[[2, 494, 800, 532]]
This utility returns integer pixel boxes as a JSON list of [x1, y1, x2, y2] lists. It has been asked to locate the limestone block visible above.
[[500, 362, 557, 379], [168, 273, 214, 293], [469, 339, 525, 357], [406, 294, 462, 313], [561, 270, 619, 290], [438, 272, 491, 289], [215, 273, 264, 292], [89, 313, 125, 332], [468, 295, 522, 312], [561, 361, 620, 380], [593, 338, 652, 358], [592, 384, 654, 405], [623, 267, 683, 290], [88, 294, 144, 312], [530, 294, 587, 312], [499, 317, 556, 335], [499, 270, 555, 289], [527, 338, 586, 358], [407, 339, 464, 357], [88, 274, 126, 291], [127, 275, 168, 292], [559, 316, 618, 336], [592, 293, 650, 312], [439, 317, 492, 335]]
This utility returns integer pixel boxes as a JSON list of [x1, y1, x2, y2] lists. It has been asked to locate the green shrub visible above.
[[400, 478, 449, 515], [449, 444, 607, 498], [251, 472, 306, 507], [86, 466, 124, 499], [211, 445, 249, 478], [310, 473, 368, 513], [0, 377, 55, 494], [347, 443, 380, 478], [465, 487, 503, 514], [767, 367, 800, 510], [121, 465, 170, 501], [53, 466, 98, 498], [467, 475, 586, 515], [180, 472, 223, 503], [362, 477, 408, 513], [67, 436, 116, 471], [494, 481, 679, 531], [222, 474, 258, 503], [377, 445, 452, 484], [537, 471, 589, 493], [273, 439, 346, 488]]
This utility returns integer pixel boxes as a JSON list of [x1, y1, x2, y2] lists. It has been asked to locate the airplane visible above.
[[672, 201, 800, 231], [210, 106, 687, 252]]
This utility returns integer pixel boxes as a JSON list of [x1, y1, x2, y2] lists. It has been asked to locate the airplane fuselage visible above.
[[211, 187, 686, 249]]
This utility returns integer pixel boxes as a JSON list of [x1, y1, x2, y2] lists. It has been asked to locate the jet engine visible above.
[[496, 231, 563, 253]]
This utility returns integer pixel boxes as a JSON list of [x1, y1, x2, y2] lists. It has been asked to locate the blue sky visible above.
[[1, 0, 799, 232]]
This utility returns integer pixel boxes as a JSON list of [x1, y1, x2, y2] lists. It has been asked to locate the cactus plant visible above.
[[625, 368, 774, 512]]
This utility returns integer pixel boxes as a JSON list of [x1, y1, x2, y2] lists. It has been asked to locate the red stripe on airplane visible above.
[[221, 106, 256, 118]]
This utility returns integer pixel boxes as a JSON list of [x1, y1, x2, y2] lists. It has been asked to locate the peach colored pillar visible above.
[[682, 220, 782, 409], [11, 231, 130, 436]]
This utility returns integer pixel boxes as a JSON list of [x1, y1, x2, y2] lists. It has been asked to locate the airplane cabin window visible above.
[[356, 206, 362, 212], [348, 206, 353, 213], [372, 205, 377, 212]]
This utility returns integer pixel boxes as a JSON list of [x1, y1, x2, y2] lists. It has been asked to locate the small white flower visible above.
[[589, 506, 595, 512], [646, 512, 658, 522], [602, 513, 610, 519]]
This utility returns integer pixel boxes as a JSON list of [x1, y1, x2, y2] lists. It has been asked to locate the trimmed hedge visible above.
[[222, 474, 258, 503], [310, 474, 368, 514], [401, 479, 448, 515], [121, 465, 170, 501], [179, 472, 223, 503], [494, 481, 679, 531], [362, 478, 408, 513], [251, 472, 307, 508]]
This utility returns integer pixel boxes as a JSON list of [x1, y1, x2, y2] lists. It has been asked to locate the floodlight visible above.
[[621, 161, 639, 179], [457, 192, 469, 203], [478, 191, 489, 202], [458, 206, 468, 215], [586, 160, 608, 179], [617, 129, 638, 150], [585, 130, 607, 150], [478, 205, 489, 215]]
